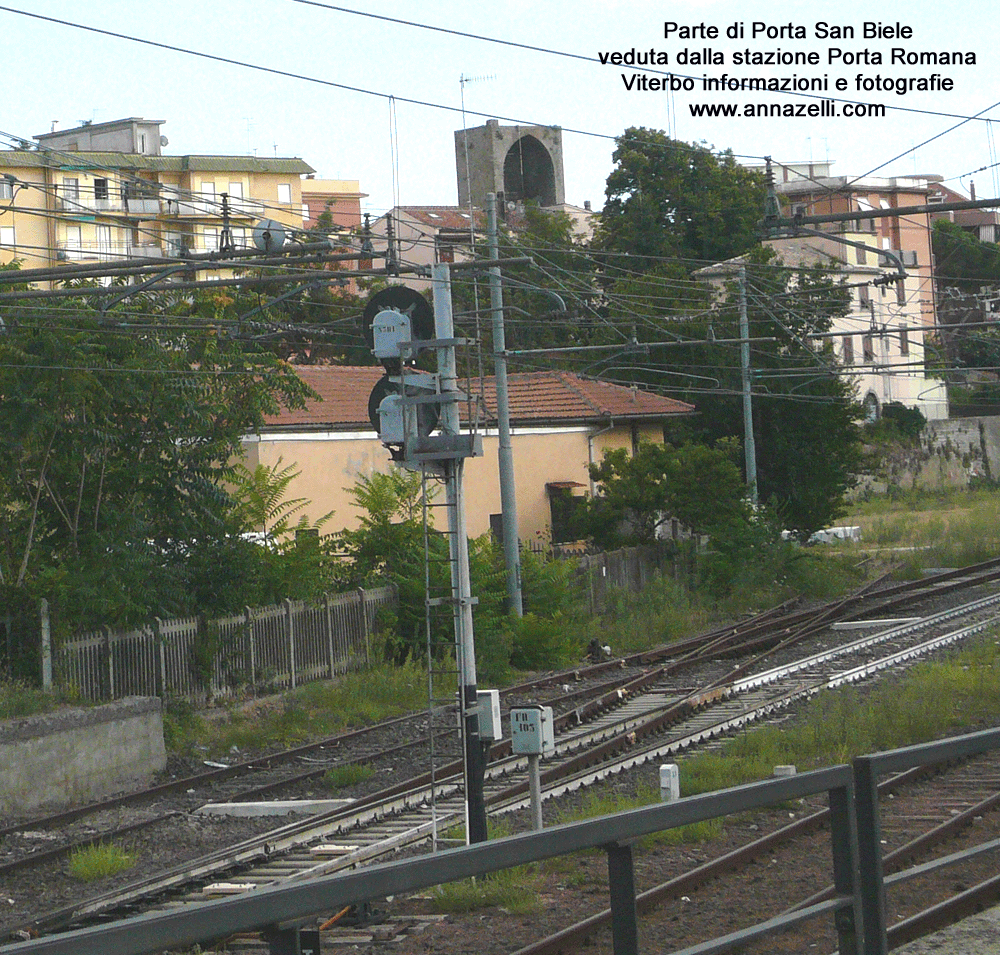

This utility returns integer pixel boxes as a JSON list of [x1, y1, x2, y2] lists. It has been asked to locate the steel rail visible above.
[[9, 572, 1000, 944]]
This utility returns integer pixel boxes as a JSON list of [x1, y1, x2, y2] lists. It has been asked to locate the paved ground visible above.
[[895, 906, 1000, 954]]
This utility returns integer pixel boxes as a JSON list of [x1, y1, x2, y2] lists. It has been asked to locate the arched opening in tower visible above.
[[503, 136, 557, 206]]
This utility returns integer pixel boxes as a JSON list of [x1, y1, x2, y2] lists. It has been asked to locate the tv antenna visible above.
[[459, 73, 496, 227]]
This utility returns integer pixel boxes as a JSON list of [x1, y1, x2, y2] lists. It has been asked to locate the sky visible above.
[[2, 0, 999, 218]]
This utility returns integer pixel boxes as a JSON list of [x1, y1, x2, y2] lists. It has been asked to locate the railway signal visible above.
[[363, 271, 488, 844]]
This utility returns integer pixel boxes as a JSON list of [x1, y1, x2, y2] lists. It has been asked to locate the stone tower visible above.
[[455, 120, 565, 210]]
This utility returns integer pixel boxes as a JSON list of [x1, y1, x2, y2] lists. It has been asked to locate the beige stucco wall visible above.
[[245, 421, 664, 543]]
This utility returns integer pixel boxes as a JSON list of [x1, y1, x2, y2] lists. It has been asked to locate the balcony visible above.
[[55, 192, 161, 217], [55, 239, 133, 262], [161, 192, 267, 219]]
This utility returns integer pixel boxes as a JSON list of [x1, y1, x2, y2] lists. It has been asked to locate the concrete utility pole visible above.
[[739, 265, 758, 508], [486, 193, 523, 616]]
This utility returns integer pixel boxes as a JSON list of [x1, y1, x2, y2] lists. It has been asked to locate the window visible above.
[[547, 482, 585, 544], [896, 278, 906, 306], [277, 183, 292, 204], [436, 238, 455, 264], [94, 178, 109, 201], [862, 334, 875, 362], [854, 246, 867, 265], [203, 227, 219, 251], [899, 326, 909, 357], [96, 225, 112, 260], [65, 225, 82, 260], [841, 336, 854, 364], [0, 180, 11, 201], [858, 284, 870, 308], [0, 226, 14, 247]]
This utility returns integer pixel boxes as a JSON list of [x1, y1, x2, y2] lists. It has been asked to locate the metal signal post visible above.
[[365, 264, 488, 845]]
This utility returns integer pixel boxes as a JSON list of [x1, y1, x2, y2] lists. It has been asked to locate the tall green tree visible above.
[[678, 251, 863, 533], [0, 297, 314, 638], [597, 128, 767, 266]]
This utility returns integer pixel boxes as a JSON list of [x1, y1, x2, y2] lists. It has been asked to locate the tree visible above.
[[0, 297, 315, 639], [581, 440, 749, 549], [684, 252, 863, 534], [597, 128, 767, 266]]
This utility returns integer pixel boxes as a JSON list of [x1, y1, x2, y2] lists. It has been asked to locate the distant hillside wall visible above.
[[0, 697, 165, 814], [857, 416, 1000, 495]]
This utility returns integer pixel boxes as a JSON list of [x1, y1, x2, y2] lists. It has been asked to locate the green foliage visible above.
[[598, 128, 766, 264], [334, 471, 588, 674], [333, 469, 438, 662], [877, 402, 927, 442], [0, 297, 315, 633], [163, 657, 429, 757], [68, 843, 136, 881], [555, 781, 723, 847], [932, 219, 1000, 289], [697, 509, 800, 601], [581, 440, 749, 547], [429, 867, 539, 915], [594, 142, 864, 537], [508, 611, 588, 671], [322, 763, 376, 789], [0, 681, 76, 719], [223, 458, 339, 606]]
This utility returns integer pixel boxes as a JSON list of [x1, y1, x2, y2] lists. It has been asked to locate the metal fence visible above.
[[10, 726, 1000, 955], [54, 586, 396, 703]]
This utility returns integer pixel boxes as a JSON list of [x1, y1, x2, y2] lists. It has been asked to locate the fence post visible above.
[[154, 618, 166, 698], [244, 607, 256, 689], [358, 587, 370, 666], [103, 626, 115, 700], [40, 598, 52, 691], [606, 841, 639, 955], [854, 756, 888, 955], [828, 778, 863, 955], [285, 599, 296, 689], [324, 593, 336, 679]]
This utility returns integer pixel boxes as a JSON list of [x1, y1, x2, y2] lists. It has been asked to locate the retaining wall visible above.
[[856, 415, 1000, 496], [0, 697, 166, 815]]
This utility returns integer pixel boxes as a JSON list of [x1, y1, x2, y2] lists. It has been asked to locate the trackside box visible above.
[[510, 705, 555, 756]]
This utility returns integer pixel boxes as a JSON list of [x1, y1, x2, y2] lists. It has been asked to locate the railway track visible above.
[[6, 563, 1000, 948]]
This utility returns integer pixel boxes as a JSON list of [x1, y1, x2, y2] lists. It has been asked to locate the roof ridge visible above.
[[553, 369, 606, 417]]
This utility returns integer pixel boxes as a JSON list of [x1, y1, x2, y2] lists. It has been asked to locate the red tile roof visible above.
[[397, 207, 485, 231], [265, 367, 693, 432]]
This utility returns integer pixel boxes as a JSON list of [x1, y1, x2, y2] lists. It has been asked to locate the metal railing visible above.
[[54, 586, 396, 703], [4, 729, 999, 954], [0, 763, 862, 955]]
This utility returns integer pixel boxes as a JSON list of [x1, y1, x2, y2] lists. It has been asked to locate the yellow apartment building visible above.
[[0, 118, 351, 282]]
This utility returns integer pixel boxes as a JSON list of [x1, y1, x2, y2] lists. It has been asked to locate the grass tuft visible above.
[[321, 763, 375, 789], [68, 843, 136, 881], [429, 867, 539, 914]]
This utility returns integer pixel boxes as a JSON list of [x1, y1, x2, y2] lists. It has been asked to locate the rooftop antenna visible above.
[[459, 73, 495, 211]]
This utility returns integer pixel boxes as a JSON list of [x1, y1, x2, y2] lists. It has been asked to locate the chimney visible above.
[[584, 200, 592, 211], [970, 179, 976, 201]]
